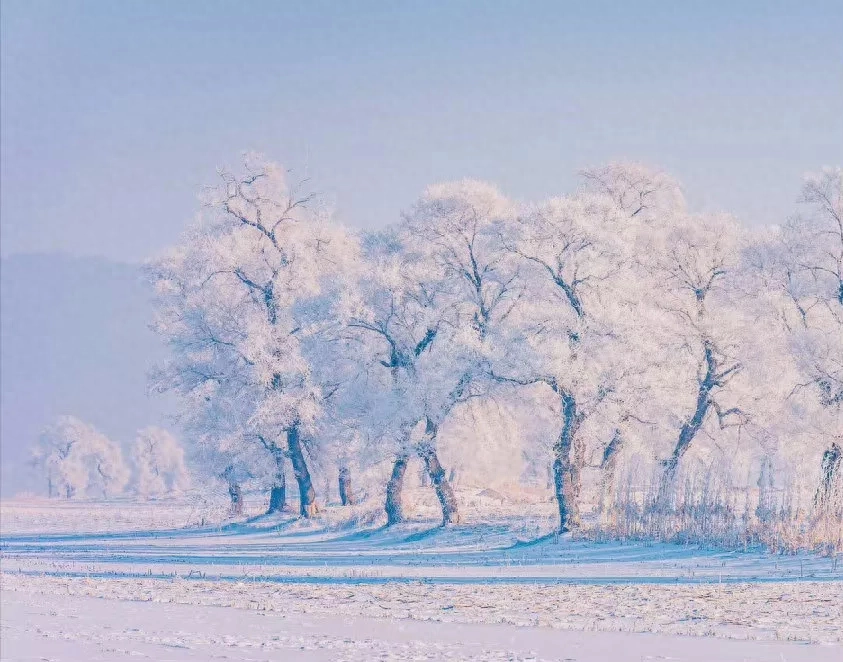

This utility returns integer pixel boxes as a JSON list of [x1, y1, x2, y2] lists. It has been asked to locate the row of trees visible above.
[[32, 417, 190, 498], [148, 157, 842, 533]]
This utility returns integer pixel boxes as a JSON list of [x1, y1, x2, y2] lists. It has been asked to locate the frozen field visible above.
[[3, 589, 840, 662], [2, 498, 841, 661]]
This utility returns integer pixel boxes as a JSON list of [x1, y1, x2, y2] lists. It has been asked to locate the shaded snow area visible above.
[[1, 501, 841, 661]]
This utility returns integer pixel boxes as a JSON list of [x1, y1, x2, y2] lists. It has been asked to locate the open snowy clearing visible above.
[[2, 499, 841, 660]]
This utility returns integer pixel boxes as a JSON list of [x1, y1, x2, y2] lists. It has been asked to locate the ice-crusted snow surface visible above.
[[2, 499, 841, 661]]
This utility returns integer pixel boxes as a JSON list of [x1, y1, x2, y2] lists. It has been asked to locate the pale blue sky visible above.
[[2, 0, 842, 262]]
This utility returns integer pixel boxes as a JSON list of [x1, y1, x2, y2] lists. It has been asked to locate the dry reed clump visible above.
[[591, 459, 843, 555]]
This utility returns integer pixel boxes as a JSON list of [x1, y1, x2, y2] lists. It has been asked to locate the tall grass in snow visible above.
[[593, 458, 843, 555]]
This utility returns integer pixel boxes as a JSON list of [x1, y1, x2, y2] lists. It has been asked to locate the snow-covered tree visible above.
[[579, 161, 685, 223], [404, 181, 523, 523], [150, 155, 358, 518], [640, 212, 758, 501], [748, 168, 843, 515], [346, 227, 458, 524], [130, 427, 191, 497], [32, 416, 129, 498], [785, 169, 843, 422], [492, 178, 661, 531], [347, 181, 520, 525]]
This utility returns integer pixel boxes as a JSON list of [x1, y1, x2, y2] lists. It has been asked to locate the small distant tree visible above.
[[130, 427, 191, 497], [32, 416, 129, 498]]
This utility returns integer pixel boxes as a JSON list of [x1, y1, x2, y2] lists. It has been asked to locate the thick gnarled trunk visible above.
[[385, 454, 409, 525], [553, 392, 583, 533], [267, 450, 287, 514], [338, 466, 355, 506], [419, 419, 460, 525], [288, 424, 318, 518]]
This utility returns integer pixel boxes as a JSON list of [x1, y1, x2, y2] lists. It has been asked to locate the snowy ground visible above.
[[4, 589, 840, 662], [2, 498, 841, 661]]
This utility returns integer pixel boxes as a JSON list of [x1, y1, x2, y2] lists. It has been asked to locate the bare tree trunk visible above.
[[599, 429, 623, 514], [553, 392, 583, 533], [338, 466, 355, 506], [755, 455, 775, 522], [419, 419, 460, 525], [658, 342, 722, 507], [658, 407, 708, 507], [221, 465, 244, 515], [267, 483, 286, 513], [385, 454, 409, 525], [815, 442, 842, 514], [657, 455, 680, 508], [288, 424, 318, 518], [267, 450, 287, 514], [228, 481, 243, 516], [448, 467, 458, 485]]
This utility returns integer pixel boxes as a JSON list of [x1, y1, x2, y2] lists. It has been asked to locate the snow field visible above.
[[5, 589, 840, 662], [2, 499, 841, 657], [3, 572, 842, 645]]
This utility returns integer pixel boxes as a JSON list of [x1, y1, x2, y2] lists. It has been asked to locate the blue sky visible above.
[[2, 0, 842, 262]]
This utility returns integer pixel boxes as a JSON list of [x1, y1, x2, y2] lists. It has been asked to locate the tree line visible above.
[[140, 157, 841, 537]]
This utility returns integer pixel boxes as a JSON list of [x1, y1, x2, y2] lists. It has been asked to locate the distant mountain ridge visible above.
[[0, 253, 174, 496]]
